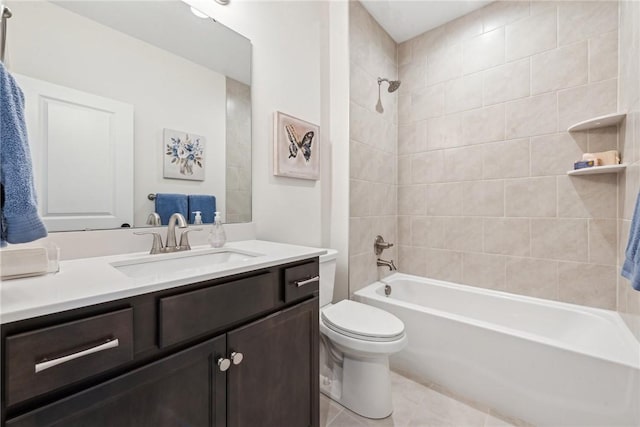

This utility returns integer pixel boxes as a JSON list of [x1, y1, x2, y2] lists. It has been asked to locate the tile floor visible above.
[[320, 371, 525, 427]]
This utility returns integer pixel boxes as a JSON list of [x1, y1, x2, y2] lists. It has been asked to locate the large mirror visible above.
[[5, 0, 251, 231]]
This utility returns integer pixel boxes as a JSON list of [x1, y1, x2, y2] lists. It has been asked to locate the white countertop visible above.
[[1, 240, 326, 324]]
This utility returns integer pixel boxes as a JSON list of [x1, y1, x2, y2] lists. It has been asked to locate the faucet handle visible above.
[[178, 228, 203, 250], [134, 231, 164, 254], [374, 235, 394, 255]]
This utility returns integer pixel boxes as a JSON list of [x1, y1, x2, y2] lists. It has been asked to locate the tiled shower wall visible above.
[[395, 1, 620, 309], [226, 77, 252, 223], [618, 0, 640, 334], [348, 1, 398, 294]]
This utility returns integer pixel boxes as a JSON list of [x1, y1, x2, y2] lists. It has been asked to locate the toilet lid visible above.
[[321, 300, 405, 342]]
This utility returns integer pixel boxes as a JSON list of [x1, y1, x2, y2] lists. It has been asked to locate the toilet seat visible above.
[[321, 300, 405, 342]]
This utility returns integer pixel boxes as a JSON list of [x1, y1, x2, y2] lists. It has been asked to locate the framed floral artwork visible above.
[[273, 111, 320, 180], [163, 128, 205, 181]]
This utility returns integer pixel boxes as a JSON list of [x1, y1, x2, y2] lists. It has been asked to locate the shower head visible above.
[[378, 77, 401, 93]]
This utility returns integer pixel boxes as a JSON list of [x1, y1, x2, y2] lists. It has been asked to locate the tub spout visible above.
[[377, 258, 397, 271]]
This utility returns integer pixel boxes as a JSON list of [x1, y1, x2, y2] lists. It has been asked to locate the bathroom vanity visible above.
[[0, 241, 322, 427]]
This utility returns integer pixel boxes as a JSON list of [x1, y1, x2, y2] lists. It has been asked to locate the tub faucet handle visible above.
[[374, 235, 394, 255]]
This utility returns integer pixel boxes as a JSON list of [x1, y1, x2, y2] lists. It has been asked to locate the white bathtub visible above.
[[354, 273, 640, 426]]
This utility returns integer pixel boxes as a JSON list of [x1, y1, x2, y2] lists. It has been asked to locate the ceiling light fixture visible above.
[[215, 0, 230, 5]]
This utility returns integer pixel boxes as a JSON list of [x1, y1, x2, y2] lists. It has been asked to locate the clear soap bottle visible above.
[[208, 211, 226, 248]]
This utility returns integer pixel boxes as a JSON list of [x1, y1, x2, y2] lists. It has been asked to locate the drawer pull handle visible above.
[[35, 338, 120, 373], [217, 357, 231, 372], [230, 351, 243, 365], [294, 276, 319, 287]]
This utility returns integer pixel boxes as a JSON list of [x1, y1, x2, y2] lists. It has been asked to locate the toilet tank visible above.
[[319, 249, 338, 307]]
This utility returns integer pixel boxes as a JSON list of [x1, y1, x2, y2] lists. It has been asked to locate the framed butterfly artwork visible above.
[[273, 111, 320, 180]]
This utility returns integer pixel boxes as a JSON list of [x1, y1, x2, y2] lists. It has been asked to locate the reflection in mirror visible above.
[[5, 0, 251, 231]]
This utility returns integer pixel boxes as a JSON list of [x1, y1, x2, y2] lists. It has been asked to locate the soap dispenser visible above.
[[208, 211, 226, 248], [193, 211, 203, 225]]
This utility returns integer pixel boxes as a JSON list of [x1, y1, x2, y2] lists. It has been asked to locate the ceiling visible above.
[[360, 0, 493, 43]]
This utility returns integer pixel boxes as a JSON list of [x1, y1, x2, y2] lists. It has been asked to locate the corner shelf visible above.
[[567, 112, 627, 132], [567, 164, 627, 176]]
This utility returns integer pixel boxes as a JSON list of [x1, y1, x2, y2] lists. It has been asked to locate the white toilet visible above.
[[319, 249, 408, 419]]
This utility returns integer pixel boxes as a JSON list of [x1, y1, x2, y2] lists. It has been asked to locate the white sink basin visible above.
[[111, 248, 260, 280]]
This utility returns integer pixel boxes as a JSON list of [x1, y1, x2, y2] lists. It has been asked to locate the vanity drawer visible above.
[[284, 259, 319, 303], [5, 308, 134, 407], [159, 271, 278, 348]]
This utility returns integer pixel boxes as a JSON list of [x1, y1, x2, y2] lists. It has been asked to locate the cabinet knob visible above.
[[217, 357, 231, 372], [230, 351, 243, 365]]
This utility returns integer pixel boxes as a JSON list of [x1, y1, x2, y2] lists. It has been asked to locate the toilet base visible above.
[[320, 343, 393, 419]]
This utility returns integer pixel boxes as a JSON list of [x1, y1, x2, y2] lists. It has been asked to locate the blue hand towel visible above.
[[188, 195, 216, 224], [155, 193, 188, 225], [622, 191, 640, 291], [0, 61, 47, 246]]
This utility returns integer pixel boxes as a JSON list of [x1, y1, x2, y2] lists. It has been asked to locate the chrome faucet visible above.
[[135, 213, 201, 254], [377, 258, 397, 271], [166, 213, 187, 248]]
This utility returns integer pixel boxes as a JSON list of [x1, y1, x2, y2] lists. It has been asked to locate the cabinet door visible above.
[[227, 297, 319, 427], [6, 336, 227, 427]]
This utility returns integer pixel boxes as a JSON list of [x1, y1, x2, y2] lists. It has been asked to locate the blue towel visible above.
[[188, 195, 216, 224], [622, 191, 640, 291], [0, 62, 47, 246], [155, 193, 188, 225]]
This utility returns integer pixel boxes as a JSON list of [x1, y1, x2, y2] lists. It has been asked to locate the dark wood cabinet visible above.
[[227, 298, 319, 427], [1, 258, 320, 427], [6, 335, 227, 427]]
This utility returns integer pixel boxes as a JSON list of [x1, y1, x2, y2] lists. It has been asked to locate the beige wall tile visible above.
[[427, 114, 463, 150], [557, 174, 617, 219], [506, 8, 557, 61], [399, 61, 426, 93], [350, 179, 371, 217], [462, 27, 505, 74], [445, 8, 484, 46], [531, 41, 588, 94], [426, 182, 464, 216], [425, 249, 463, 282], [506, 93, 558, 139], [589, 30, 618, 83], [558, 1, 618, 47], [506, 257, 559, 299], [482, 1, 530, 33], [505, 177, 557, 217], [398, 155, 411, 186], [462, 181, 505, 217], [349, 102, 372, 144], [530, 132, 588, 176], [412, 217, 446, 248], [444, 217, 483, 252], [398, 215, 412, 246], [398, 41, 412, 67], [444, 145, 484, 182], [412, 151, 445, 184], [483, 58, 530, 106], [427, 44, 463, 86], [444, 73, 483, 114], [531, 219, 588, 262], [462, 104, 506, 145], [484, 218, 530, 256], [483, 138, 530, 179], [587, 126, 618, 153], [462, 252, 507, 291], [350, 217, 369, 256], [398, 121, 428, 155], [558, 262, 617, 309], [398, 93, 412, 126], [412, 26, 447, 59], [557, 79, 618, 131], [398, 245, 427, 276], [350, 63, 377, 109], [398, 185, 427, 216], [589, 219, 617, 265], [411, 84, 445, 121]]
